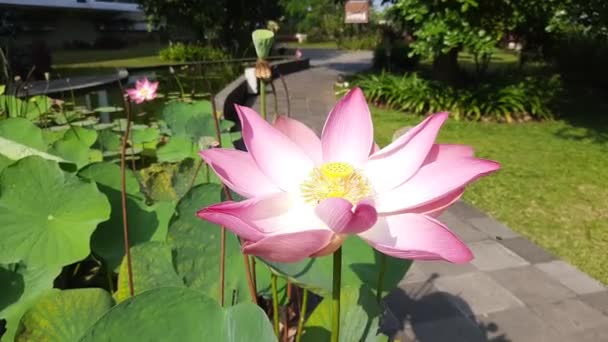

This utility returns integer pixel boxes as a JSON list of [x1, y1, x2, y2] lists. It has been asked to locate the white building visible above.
[[0, 0, 151, 48]]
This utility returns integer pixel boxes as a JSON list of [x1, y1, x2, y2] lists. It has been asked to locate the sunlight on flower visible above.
[[198, 88, 500, 263]]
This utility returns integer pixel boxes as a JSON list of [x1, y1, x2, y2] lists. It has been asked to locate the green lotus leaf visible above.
[[78, 287, 276, 341], [0, 263, 62, 341], [114, 242, 184, 303], [0, 156, 111, 266], [16, 288, 113, 342], [303, 286, 387, 342], [168, 184, 255, 305]]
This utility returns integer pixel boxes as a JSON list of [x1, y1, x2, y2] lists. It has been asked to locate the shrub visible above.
[[373, 42, 419, 71], [352, 72, 561, 122], [337, 34, 379, 50], [159, 43, 230, 62]]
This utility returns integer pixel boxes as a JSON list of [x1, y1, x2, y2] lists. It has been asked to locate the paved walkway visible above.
[[252, 49, 608, 342]]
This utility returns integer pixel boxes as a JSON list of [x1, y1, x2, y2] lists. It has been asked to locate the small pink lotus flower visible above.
[[295, 49, 303, 60], [126, 77, 159, 104], [197, 88, 500, 263]]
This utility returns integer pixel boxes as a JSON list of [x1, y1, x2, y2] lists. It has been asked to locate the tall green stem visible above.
[[295, 288, 309, 342], [271, 273, 280, 338], [376, 253, 387, 303], [331, 247, 342, 342], [260, 80, 267, 121]]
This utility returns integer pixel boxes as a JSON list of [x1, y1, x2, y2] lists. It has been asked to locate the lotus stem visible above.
[[271, 273, 280, 338], [260, 80, 267, 121], [295, 288, 309, 342], [219, 226, 226, 306], [331, 247, 342, 342], [277, 68, 291, 117], [269, 80, 279, 121], [120, 101, 135, 297], [376, 253, 387, 303]]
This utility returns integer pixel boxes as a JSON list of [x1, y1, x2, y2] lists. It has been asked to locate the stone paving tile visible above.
[[434, 272, 524, 316], [535, 260, 606, 295], [476, 307, 563, 342], [386, 282, 464, 324], [567, 324, 608, 342], [402, 317, 485, 342], [579, 290, 608, 315], [529, 298, 608, 335], [498, 237, 556, 263], [488, 266, 576, 305], [438, 211, 489, 242], [468, 240, 529, 271], [447, 201, 486, 220], [400, 262, 431, 285], [468, 216, 520, 240], [415, 260, 478, 278]]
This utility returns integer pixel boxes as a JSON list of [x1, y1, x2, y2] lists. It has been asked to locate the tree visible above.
[[386, 0, 516, 82], [136, 0, 282, 51]]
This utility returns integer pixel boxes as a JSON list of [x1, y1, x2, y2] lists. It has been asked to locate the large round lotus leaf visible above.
[[49, 139, 92, 169], [0, 118, 46, 150], [115, 242, 184, 303], [0, 156, 111, 266], [302, 286, 386, 342], [0, 136, 67, 166], [78, 162, 141, 196], [161, 100, 215, 139], [130, 127, 160, 145], [168, 184, 254, 304], [156, 135, 197, 163], [0, 263, 62, 341], [265, 237, 412, 298], [16, 288, 113, 342], [90, 194, 163, 271], [78, 287, 276, 342], [63, 127, 98, 147]]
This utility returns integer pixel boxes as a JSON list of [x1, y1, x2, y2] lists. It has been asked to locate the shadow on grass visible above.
[[552, 85, 608, 144], [381, 275, 508, 342]]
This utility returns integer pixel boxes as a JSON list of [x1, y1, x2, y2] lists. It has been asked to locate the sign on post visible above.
[[344, 1, 369, 24]]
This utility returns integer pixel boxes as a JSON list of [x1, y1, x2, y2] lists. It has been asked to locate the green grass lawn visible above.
[[371, 92, 608, 284], [52, 42, 168, 76]]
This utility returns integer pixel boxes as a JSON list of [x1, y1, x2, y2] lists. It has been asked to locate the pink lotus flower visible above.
[[197, 88, 500, 263], [125, 77, 159, 104]]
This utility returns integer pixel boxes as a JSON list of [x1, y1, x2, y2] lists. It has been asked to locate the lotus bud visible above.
[[14, 75, 21, 82], [44, 72, 50, 81], [169, 66, 175, 74], [252, 29, 274, 59]]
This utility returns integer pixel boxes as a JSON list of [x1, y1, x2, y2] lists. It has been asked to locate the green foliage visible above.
[[265, 237, 412, 298], [337, 34, 380, 51], [303, 286, 385, 342], [546, 33, 608, 88], [79, 287, 276, 341], [168, 184, 255, 305], [353, 72, 562, 121], [373, 42, 419, 71], [389, 0, 514, 60], [0, 95, 53, 120], [115, 242, 183, 303], [0, 263, 62, 341], [16, 288, 113, 342], [159, 43, 229, 62], [0, 157, 111, 267]]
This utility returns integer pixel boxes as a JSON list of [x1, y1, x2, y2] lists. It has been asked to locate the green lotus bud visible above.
[[252, 29, 275, 59]]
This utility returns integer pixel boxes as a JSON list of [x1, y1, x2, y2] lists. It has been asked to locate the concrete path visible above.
[[252, 49, 608, 342]]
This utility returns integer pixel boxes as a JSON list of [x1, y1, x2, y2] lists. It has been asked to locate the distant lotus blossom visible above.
[[126, 77, 158, 104], [197, 88, 500, 263], [295, 49, 303, 60]]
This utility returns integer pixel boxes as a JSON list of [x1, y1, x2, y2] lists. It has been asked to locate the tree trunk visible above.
[[432, 48, 461, 84]]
